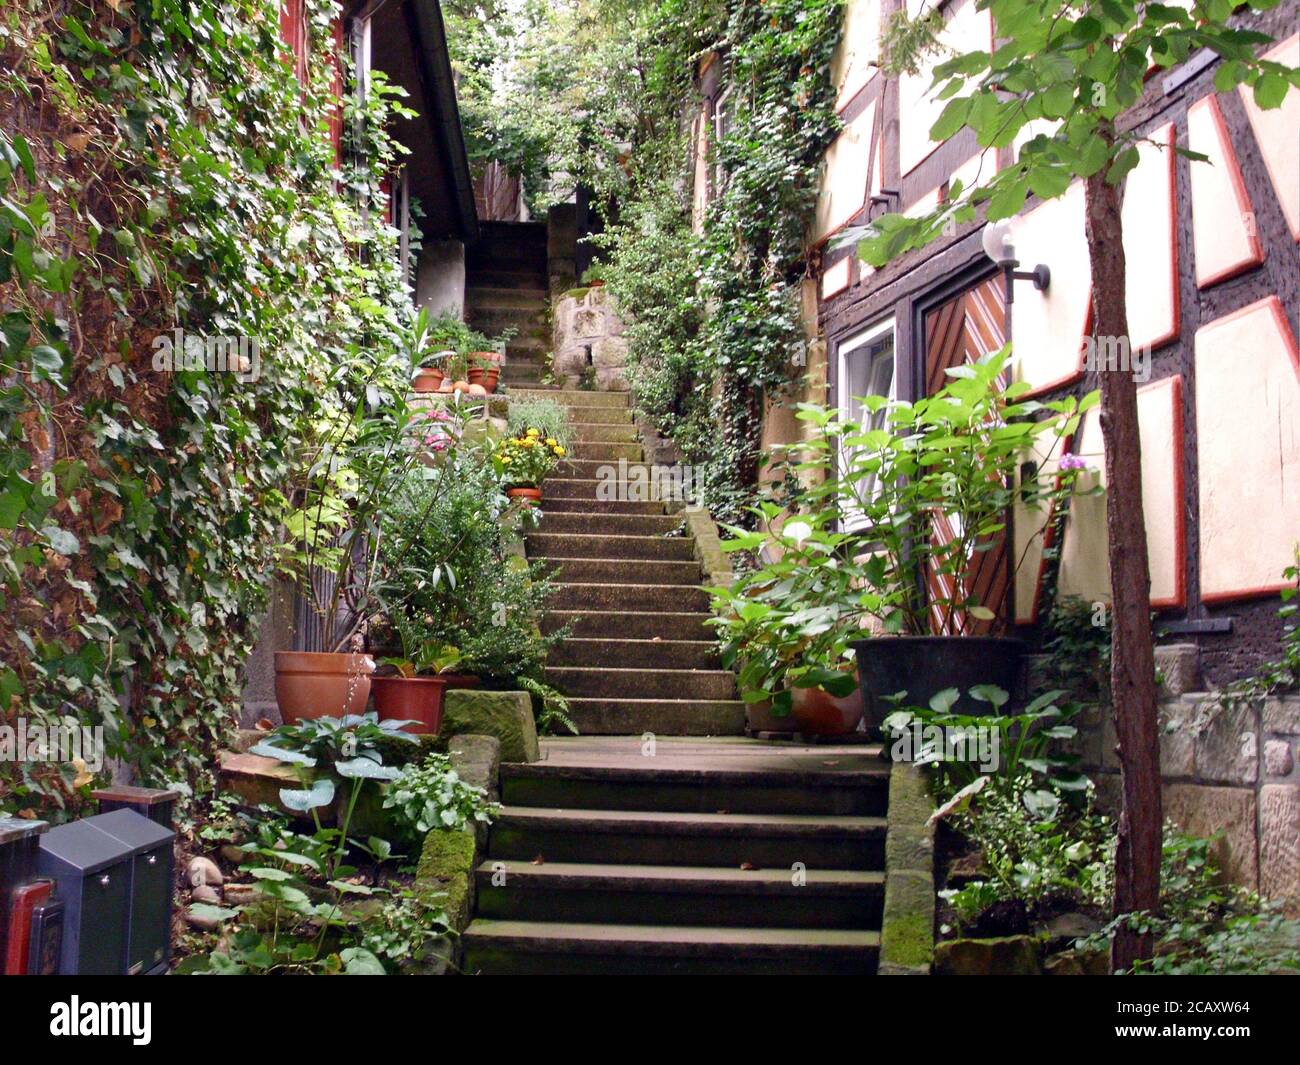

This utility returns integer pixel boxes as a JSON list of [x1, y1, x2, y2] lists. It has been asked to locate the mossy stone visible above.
[[442, 689, 539, 762], [415, 826, 478, 930]]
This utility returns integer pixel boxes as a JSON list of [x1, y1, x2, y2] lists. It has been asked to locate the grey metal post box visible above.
[[88, 808, 175, 974], [35, 818, 131, 974]]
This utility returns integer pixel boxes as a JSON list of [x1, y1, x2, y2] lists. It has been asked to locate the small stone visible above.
[[185, 908, 221, 933], [191, 884, 221, 905], [1035, 911, 1103, 948], [1263, 739, 1294, 777], [220, 844, 247, 865], [933, 935, 1041, 976], [222, 883, 259, 907], [187, 856, 224, 888]]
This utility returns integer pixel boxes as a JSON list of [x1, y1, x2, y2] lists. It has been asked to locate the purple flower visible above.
[[1059, 453, 1089, 471]]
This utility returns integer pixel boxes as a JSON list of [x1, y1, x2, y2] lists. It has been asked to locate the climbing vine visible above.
[[0, 0, 414, 816]]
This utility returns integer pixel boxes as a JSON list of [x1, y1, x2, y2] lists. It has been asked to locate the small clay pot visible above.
[[791, 682, 864, 737], [467, 366, 500, 392], [507, 486, 542, 506], [412, 368, 444, 393]]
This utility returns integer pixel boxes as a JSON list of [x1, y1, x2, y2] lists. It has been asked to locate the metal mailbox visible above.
[[35, 817, 132, 974], [89, 808, 174, 974]]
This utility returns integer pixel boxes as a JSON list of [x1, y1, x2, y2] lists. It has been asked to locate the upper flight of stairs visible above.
[[465, 221, 551, 389], [461, 737, 889, 975], [510, 387, 746, 737]]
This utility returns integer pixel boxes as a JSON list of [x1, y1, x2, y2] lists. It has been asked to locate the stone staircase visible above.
[[461, 737, 888, 975], [508, 387, 746, 736]]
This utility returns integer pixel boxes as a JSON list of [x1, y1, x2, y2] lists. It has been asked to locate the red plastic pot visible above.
[[791, 683, 865, 737], [371, 673, 481, 735]]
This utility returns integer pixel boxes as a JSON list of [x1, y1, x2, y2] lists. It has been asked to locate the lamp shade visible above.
[[981, 219, 1016, 266]]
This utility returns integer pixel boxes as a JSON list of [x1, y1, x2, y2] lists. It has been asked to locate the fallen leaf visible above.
[[531, 854, 545, 865], [739, 862, 757, 871]]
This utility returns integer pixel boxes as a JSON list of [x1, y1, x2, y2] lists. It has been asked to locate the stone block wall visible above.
[[551, 285, 627, 389], [1073, 674, 1300, 914]]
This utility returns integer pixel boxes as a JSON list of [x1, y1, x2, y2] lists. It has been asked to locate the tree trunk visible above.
[[1083, 127, 1164, 973]]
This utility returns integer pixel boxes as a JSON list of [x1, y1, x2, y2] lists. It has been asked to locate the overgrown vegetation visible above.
[[1, 0, 416, 817]]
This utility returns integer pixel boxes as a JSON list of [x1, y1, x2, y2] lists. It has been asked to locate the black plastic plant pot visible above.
[[850, 636, 1026, 726]]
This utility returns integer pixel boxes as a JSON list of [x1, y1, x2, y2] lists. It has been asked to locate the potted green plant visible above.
[[768, 347, 1096, 721], [371, 638, 479, 735], [273, 315, 470, 724], [493, 427, 565, 505], [467, 327, 515, 394], [711, 507, 869, 736]]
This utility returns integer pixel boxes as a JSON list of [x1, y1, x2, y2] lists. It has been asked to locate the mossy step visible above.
[[562, 697, 746, 735], [474, 860, 884, 929], [461, 920, 880, 975], [547, 665, 735, 701], [550, 581, 710, 612], [542, 610, 715, 641], [500, 759, 889, 815], [547, 637, 719, 670], [528, 532, 691, 560], [566, 441, 645, 462], [538, 511, 682, 535], [510, 389, 631, 408], [543, 557, 704, 586]]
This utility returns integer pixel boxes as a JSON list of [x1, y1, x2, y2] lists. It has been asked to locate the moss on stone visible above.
[[443, 689, 539, 762], [880, 910, 933, 970], [415, 826, 478, 931]]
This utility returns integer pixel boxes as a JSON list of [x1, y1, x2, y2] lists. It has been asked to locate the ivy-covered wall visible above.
[[0, 0, 413, 815]]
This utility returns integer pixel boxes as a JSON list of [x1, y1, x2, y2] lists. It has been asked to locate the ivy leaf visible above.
[[40, 525, 80, 556]]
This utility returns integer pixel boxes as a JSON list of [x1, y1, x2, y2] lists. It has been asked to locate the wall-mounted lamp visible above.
[[981, 220, 1050, 303]]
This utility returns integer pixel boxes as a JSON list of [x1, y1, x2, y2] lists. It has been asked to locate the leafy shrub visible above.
[[382, 752, 496, 839]]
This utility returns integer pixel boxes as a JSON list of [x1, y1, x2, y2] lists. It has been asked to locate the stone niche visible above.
[[551, 285, 627, 389]]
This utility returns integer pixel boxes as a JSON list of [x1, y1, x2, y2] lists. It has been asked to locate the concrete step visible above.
[[537, 497, 670, 516], [568, 441, 644, 462], [543, 610, 715, 641], [528, 533, 693, 561], [461, 920, 880, 975], [550, 582, 710, 613], [499, 759, 889, 815], [556, 458, 666, 479], [547, 666, 735, 701], [486, 807, 886, 868], [548, 638, 719, 670], [564, 697, 745, 735], [539, 511, 682, 536], [465, 285, 549, 308], [474, 860, 885, 929], [543, 557, 703, 586], [510, 389, 630, 408], [571, 423, 637, 443]]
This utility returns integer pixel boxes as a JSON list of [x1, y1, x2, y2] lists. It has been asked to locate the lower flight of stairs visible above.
[[512, 387, 746, 737], [461, 738, 889, 975]]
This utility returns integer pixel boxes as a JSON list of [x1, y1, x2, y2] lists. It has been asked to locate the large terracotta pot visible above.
[[274, 652, 375, 724], [507, 486, 542, 505], [791, 683, 865, 737]]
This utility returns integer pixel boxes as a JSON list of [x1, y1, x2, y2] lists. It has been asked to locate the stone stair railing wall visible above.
[[550, 285, 628, 390]]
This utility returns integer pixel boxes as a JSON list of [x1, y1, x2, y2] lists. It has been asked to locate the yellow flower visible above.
[[554, 446, 566, 457], [545, 438, 557, 446], [526, 428, 540, 437]]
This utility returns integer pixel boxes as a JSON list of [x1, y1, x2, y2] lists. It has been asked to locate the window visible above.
[[837, 319, 896, 529]]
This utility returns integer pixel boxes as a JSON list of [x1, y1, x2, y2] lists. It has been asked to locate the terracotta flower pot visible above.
[[745, 699, 799, 735], [274, 652, 375, 724], [371, 676, 447, 735], [372, 673, 482, 735], [791, 683, 865, 737], [412, 368, 444, 393], [507, 486, 542, 505], [467, 366, 500, 393]]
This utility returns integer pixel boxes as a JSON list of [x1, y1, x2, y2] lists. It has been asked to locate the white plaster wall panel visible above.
[[1238, 33, 1300, 242], [812, 99, 879, 244], [1008, 181, 1091, 395], [1013, 431, 1070, 623], [1121, 123, 1179, 352], [822, 256, 852, 299], [897, 0, 993, 176], [1195, 297, 1300, 603], [1056, 377, 1186, 609], [833, 0, 881, 112], [1187, 94, 1264, 288]]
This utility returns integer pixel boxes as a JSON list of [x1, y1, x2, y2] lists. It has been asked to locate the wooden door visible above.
[[922, 274, 1010, 635]]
